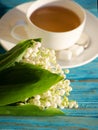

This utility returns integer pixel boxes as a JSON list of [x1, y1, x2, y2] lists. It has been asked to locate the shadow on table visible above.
[[0, 3, 10, 18]]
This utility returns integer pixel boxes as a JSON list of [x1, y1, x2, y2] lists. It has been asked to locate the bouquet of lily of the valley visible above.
[[0, 39, 78, 116]]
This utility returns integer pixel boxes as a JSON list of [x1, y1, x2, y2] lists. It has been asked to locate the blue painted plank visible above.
[[0, 116, 98, 130], [69, 81, 98, 102], [63, 108, 98, 117], [66, 58, 98, 80]]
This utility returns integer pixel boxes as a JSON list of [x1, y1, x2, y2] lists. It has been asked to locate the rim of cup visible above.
[[26, 0, 86, 34]]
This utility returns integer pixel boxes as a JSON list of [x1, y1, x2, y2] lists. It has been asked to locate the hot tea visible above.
[[30, 6, 81, 32]]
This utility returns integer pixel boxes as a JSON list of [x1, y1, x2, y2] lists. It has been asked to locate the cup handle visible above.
[[11, 20, 29, 41]]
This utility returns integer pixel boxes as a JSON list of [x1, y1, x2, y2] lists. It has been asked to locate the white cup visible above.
[[11, 0, 86, 50]]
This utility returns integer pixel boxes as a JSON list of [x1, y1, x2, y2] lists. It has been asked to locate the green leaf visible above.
[[0, 38, 41, 72], [0, 62, 63, 106], [0, 104, 64, 116]]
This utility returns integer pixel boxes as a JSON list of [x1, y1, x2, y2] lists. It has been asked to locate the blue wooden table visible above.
[[0, 0, 98, 129]]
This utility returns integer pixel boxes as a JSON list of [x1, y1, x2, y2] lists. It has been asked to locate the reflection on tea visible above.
[[30, 6, 81, 32]]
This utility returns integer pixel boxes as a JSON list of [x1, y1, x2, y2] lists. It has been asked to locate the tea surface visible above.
[[30, 6, 81, 32]]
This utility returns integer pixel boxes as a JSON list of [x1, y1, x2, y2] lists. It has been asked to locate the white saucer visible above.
[[0, 2, 98, 68]]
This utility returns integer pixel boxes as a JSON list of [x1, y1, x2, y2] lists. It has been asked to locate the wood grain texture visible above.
[[66, 58, 98, 80], [0, 116, 98, 130]]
